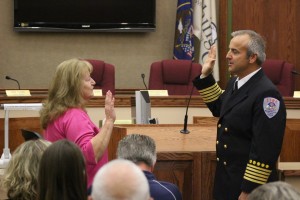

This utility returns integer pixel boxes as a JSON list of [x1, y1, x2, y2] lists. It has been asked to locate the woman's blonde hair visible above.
[[40, 58, 92, 129], [1, 139, 51, 200]]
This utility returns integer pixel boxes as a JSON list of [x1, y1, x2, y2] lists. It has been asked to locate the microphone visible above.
[[292, 70, 300, 76], [141, 73, 148, 90], [5, 76, 20, 89], [180, 86, 194, 134]]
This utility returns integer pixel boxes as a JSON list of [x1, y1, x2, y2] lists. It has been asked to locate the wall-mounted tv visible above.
[[14, 0, 156, 32]]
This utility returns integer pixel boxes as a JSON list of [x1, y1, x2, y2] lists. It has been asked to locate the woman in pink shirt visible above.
[[40, 58, 116, 188]]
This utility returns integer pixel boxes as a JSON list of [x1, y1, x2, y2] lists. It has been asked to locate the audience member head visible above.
[[2, 139, 51, 200], [231, 30, 266, 66], [38, 139, 87, 200], [40, 58, 93, 129], [248, 181, 300, 200], [117, 134, 157, 171], [90, 159, 151, 200]]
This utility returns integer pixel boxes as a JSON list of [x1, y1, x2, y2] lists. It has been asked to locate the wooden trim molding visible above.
[[1, 89, 300, 109]]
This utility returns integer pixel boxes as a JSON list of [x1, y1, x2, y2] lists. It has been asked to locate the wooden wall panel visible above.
[[154, 156, 193, 200], [110, 125, 217, 200], [193, 116, 219, 126], [218, 0, 229, 88], [280, 119, 300, 162], [231, 0, 300, 91], [0, 117, 42, 153], [200, 152, 217, 200]]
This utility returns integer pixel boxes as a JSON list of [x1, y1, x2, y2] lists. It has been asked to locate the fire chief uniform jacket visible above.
[[193, 69, 286, 200]]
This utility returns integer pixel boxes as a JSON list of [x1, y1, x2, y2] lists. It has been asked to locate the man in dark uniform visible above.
[[193, 30, 286, 200]]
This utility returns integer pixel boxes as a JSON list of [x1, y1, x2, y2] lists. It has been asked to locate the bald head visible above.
[[91, 159, 150, 200]]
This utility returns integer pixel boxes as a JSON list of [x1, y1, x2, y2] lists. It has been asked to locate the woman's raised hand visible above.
[[104, 91, 116, 122]]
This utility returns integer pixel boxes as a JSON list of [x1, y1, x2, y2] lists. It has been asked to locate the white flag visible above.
[[193, 0, 219, 81]]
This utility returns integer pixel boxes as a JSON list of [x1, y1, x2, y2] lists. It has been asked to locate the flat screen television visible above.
[[13, 0, 156, 32]]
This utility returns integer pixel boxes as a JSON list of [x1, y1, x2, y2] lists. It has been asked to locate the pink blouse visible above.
[[44, 108, 108, 187]]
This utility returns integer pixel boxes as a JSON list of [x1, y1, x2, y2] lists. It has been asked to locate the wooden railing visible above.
[[1, 89, 300, 109]]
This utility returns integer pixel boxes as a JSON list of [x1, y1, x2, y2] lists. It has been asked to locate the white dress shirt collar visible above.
[[235, 68, 261, 89]]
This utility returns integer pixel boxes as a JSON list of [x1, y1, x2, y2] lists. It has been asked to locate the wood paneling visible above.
[[1, 90, 300, 109], [154, 154, 194, 200], [218, 0, 230, 88], [280, 119, 300, 162], [193, 116, 219, 126], [109, 125, 217, 200], [0, 117, 42, 153], [153, 152, 211, 200], [231, 0, 300, 90], [200, 152, 216, 200]]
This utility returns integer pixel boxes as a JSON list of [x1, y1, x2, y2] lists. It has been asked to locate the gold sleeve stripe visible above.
[[243, 163, 271, 185], [247, 164, 272, 173], [245, 170, 269, 180], [201, 87, 223, 98], [246, 166, 271, 176], [198, 83, 223, 103], [246, 168, 270, 177], [243, 176, 265, 185], [203, 94, 221, 103], [201, 90, 221, 102], [199, 83, 220, 93], [244, 172, 268, 182], [203, 89, 222, 103]]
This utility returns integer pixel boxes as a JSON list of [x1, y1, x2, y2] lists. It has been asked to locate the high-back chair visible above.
[[86, 59, 115, 95], [148, 59, 202, 95], [262, 59, 295, 97], [21, 129, 43, 141]]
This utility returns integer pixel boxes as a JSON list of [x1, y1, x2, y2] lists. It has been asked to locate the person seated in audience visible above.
[[1, 139, 51, 200], [89, 159, 152, 200], [247, 181, 300, 200], [38, 139, 87, 200], [117, 134, 182, 200], [39, 58, 116, 188]]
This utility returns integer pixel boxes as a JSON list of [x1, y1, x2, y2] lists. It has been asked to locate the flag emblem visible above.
[[173, 0, 194, 60]]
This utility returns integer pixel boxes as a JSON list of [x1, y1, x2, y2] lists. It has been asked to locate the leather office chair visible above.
[[21, 129, 43, 141], [148, 59, 202, 95], [86, 59, 115, 95], [262, 59, 295, 97]]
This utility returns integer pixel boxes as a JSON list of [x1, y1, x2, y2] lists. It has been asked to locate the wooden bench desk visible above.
[[108, 124, 217, 200]]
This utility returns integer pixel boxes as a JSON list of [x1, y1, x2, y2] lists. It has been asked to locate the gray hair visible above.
[[248, 181, 300, 200], [117, 134, 157, 167], [91, 159, 150, 200], [231, 30, 266, 65]]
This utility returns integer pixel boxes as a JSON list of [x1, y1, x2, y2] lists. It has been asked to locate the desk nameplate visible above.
[[5, 90, 31, 96]]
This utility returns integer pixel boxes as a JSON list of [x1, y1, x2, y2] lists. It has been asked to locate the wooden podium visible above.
[[0, 117, 42, 154], [108, 124, 217, 200]]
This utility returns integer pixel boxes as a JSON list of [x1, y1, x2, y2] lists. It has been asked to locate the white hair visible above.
[[248, 181, 300, 200], [91, 159, 150, 200]]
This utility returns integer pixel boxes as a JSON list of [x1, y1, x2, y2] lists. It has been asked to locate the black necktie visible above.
[[234, 81, 238, 91], [233, 81, 238, 93]]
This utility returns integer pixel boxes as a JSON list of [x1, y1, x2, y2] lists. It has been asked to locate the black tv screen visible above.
[[14, 0, 156, 32]]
